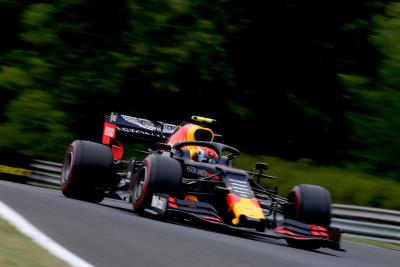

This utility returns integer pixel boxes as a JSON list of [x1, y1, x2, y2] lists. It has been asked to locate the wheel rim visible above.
[[133, 166, 148, 201], [62, 151, 73, 184]]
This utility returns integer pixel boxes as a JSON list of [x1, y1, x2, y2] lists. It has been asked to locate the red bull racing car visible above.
[[60, 112, 343, 251]]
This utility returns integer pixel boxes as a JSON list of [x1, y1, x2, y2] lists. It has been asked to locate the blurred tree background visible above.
[[0, 0, 399, 181]]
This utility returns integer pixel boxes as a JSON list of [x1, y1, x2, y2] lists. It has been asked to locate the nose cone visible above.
[[226, 194, 265, 225]]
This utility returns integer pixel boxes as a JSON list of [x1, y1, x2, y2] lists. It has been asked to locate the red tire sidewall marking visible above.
[[61, 143, 76, 193], [133, 159, 151, 210], [289, 187, 301, 220]]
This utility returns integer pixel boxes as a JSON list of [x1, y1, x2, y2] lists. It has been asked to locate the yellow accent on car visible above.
[[184, 195, 199, 202], [186, 124, 214, 142], [191, 116, 215, 124], [228, 196, 265, 225]]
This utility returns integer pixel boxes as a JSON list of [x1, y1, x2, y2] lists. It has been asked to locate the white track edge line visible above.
[[0, 201, 94, 267]]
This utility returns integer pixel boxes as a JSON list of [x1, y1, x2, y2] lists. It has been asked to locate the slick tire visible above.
[[285, 184, 331, 227], [61, 140, 113, 203], [131, 154, 182, 211], [284, 184, 332, 250]]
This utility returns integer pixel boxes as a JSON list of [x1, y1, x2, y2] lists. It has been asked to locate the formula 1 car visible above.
[[60, 112, 342, 251]]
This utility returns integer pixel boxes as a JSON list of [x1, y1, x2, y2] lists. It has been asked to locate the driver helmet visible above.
[[191, 147, 218, 164]]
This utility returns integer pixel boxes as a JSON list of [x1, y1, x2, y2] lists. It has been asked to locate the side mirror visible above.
[[255, 162, 268, 171]]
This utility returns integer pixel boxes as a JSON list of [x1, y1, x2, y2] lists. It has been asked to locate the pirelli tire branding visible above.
[[0, 165, 31, 177]]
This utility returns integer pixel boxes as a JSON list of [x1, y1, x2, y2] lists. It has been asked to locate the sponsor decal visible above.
[[121, 115, 154, 131], [138, 119, 156, 130], [228, 177, 253, 199], [117, 127, 163, 138], [118, 115, 177, 137], [162, 123, 177, 134], [186, 166, 207, 177], [104, 126, 115, 138], [102, 122, 116, 144], [151, 195, 167, 211]]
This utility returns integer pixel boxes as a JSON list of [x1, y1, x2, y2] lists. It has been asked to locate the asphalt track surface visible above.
[[0, 180, 399, 267]]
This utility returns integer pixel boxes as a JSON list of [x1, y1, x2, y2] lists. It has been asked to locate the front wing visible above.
[[144, 193, 344, 251]]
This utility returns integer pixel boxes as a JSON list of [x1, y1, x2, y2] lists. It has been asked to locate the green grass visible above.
[[0, 218, 69, 267], [343, 234, 400, 250], [234, 154, 400, 210]]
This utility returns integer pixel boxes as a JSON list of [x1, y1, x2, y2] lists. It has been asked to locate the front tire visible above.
[[131, 154, 182, 211], [285, 184, 331, 227], [284, 184, 332, 249], [61, 140, 113, 203]]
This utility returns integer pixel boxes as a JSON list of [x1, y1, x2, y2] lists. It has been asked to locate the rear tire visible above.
[[61, 140, 113, 203], [131, 154, 182, 211]]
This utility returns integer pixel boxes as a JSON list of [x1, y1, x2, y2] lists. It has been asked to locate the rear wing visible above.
[[102, 112, 178, 145]]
